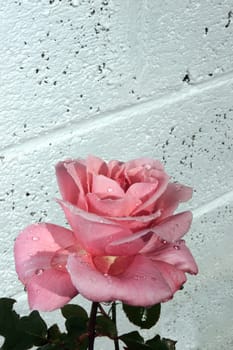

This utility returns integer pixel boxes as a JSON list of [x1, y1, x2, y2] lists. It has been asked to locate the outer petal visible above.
[[27, 269, 77, 311], [151, 240, 198, 274], [139, 211, 193, 245], [155, 183, 193, 220], [106, 230, 154, 256], [151, 261, 187, 296], [124, 158, 164, 172], [57, 160, 88, 210], [86, 155, 108, 176], [56, 160, 81, 205], [58, 200, 133, 255], [14, 223, 76, 284], [67, 254, 174, 306]]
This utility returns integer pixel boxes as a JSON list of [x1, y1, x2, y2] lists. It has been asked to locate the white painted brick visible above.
[[155, 203, 233, 350], [0, 1, 233, 348], [1, 0, 233, 147]]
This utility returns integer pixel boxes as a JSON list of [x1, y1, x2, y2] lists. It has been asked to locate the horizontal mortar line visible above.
[[192, 190, 233, 219], [1, 69, 233, 158]]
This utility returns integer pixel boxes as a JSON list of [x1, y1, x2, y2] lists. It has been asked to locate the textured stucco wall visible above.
[[0, 1, 233, 349]]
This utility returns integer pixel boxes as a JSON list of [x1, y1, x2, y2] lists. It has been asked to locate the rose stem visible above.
[[88, 302, 98, 350], [112, 301, 120, 350]]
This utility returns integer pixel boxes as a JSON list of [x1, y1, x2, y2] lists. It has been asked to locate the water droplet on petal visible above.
[[145, 164, 152, 170], [35, 268, 44, 276], [173, 245, 180, 250], [107, 187, 113, 192], [161, 239, 167, 245], [133, 275, 145, 281], [51, 248, 70, 271], [104, 273, 108, 277], [32, 236, 39, 241]]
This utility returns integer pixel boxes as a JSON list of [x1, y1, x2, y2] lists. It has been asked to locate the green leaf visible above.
[[0, 298, 19, 337], [47, 324, 62, 343], [65, 316, 87, 337], [122, 303, 161, 329], [95, 316, 117, 338], [120, 331, 150, 350], [19, 311, 47, 345], [161, 338, 177, 350], [146, 335, 177, 350], [0, 298, 49, 350], [61, 304, 88, 320]]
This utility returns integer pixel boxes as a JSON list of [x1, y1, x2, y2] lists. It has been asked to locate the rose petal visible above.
[[106, 210, 161, 232], [67, 254, 173, 306], [106, 229, 154, 256], [87, 192, 141, 217], [155, 183, 193, 220], [62, 161, 88, 210], [57, 200, 133, 255], [133, 169, 169, 215], [126, 182, 158, 203], [56, 160, 82, 205], [14, 223, 76, 284], [151, 261, 187, 295], [92, 175, 125, 198], [139, 211, 193, 246], [86, 155, 108, 176], [27, 269, 77, 311], [124, 158, 164, 172], [151, 240, 198, 274], [107, 160, 124, 179]]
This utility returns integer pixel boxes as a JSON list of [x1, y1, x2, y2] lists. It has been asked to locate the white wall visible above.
[[1, 1, 233, 349]]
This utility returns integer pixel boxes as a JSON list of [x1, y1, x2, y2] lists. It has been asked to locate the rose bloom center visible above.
[[92, 255, 135, 276]]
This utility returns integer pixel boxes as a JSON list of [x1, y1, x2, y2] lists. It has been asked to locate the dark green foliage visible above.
[[0, 298, 176, 350], [0, 298, 47, 350], [122, 303, 161, 329], [95, 316, 117, 338], [120, 331, 176, 350]]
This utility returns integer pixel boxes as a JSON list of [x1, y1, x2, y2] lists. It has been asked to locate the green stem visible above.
[[112, 302, 120, 350], [88, 302, 98, 350]]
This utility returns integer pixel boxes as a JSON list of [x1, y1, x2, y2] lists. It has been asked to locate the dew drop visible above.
[[144, 164, 151, 170], [142, 309, 148, 321], [35, 268, 44, 275], [51, 248, 69, 271], [104, 273, 108, 277], [133, 275, 145, 280], [32, 236, 39, 241], [173, 245, 180, 250], [161, 239, 167, 245], [57, 264, 64, 270], [107, 187, 113, 192]]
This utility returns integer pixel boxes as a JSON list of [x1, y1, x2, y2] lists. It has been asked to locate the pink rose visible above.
[[14, 156, 198, 311]]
